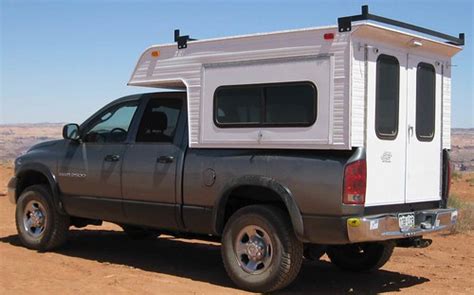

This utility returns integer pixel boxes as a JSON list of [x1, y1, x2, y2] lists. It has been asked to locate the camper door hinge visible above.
[[338, 5, 465, 46], [174, 29, 197, 49]]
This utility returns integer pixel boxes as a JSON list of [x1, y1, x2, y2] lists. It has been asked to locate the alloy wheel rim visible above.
[[234, 225, 273, 274], [23, 200, 47, 238]]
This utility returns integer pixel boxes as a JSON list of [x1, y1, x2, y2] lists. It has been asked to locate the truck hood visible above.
[[27, 139, 63, 153]]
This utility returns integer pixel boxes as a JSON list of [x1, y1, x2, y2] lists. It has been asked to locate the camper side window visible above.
[[416, 63, 436, 142], [214, 82, 317, 128], [375, 54, 400, 140]]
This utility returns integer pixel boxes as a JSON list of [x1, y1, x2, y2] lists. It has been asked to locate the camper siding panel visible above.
[[351, 45, 366, 147], [331, 35, 350, 146], [442, 69, 451, 149], [129, 28, 352, 149]]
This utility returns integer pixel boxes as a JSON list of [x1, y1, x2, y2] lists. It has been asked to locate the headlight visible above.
[[15, 157, 23, 167]]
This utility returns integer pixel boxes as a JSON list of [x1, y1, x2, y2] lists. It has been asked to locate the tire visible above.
[[327, 241, 395, 272], [221, 205, 304, 293], [120, 225, 159, 240], [15, 185, 70, 251]]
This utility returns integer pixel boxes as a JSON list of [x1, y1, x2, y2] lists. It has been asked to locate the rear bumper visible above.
[[347, 208, 457, 243], [302, 207, 457, 244], [7, 177, 17, 204]]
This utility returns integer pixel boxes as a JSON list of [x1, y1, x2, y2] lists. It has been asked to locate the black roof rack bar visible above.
[[174, 29, 197, 49], [338, 5, 465, 46]]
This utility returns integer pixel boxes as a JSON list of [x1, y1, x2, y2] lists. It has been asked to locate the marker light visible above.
[[324, 33, 335, 40], [410, 39, 423, 47], [151, 50, 160, 57], [347, 218, 361, 227]]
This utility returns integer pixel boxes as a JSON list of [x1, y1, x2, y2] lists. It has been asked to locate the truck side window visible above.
[[214, 82, 316, 127], [136, 98, 183, 143], [375, 54, 400, 140], [416, 62, 436, 142], [83, 102, 138, 143]]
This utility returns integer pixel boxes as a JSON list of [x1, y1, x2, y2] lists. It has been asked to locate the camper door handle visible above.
[[408, 125, 414, 138]]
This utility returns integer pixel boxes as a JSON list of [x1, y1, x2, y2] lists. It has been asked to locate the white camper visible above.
[[128, 5, 463, 207]]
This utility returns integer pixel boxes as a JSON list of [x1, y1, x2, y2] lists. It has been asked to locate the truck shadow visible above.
[[0, 229, 429, 294]]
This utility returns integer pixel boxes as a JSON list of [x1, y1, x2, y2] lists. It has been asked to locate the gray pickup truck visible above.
[[7, 6, 462, 292], [7, 91, 455, 292]]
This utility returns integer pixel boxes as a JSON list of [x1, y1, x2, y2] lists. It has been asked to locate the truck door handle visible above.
[[104, 154, 120, 162], [157, 155, 174, 164]]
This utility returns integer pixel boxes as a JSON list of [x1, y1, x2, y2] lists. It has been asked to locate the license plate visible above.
[[398, 213, 415, 231]]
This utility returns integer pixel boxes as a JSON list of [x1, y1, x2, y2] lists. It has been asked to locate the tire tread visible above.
[[221, 205, 303, 292]]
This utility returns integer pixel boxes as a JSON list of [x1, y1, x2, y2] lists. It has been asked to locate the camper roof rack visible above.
[[174, 29, 196, 49], [338, 5, 465, 46]]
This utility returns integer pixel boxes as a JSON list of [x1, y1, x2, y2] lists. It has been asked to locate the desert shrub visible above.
[[451, 170, 462, 180], [465, 177, 474, 186], [448, 195, 474, 233]]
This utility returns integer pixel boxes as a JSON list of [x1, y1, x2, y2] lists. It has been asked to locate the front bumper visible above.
[[347, 208, 458, 243], [7, 177, 17, 204]]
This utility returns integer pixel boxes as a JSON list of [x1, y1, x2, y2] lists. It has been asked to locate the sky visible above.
[[1, 0, 473, 127]]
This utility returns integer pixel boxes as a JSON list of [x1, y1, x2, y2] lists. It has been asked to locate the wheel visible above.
[[120, 225, 159, 240], [327, 241, 395, 272], [221, 205, 304, 293], [15, 185, 70, 251]]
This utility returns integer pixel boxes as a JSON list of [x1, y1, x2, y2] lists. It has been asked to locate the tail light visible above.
[[343, 159, 366, 205]]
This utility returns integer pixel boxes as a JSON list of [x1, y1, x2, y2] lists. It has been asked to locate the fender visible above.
[[16, 162, 66, 215], [213, 175, 305, 241]]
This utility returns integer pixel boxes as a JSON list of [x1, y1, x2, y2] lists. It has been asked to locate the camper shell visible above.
[[128, 7, 463, 208], [128, 13, 462, 152]]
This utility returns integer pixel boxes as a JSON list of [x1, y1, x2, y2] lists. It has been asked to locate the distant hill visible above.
[[1, 124, 473, 171], [452, 128, 474, 171], [0, 123, 63, 164]]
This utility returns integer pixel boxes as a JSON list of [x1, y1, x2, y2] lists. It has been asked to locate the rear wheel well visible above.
[[220, 185, 291, 233], [16, 170, 50, 200]]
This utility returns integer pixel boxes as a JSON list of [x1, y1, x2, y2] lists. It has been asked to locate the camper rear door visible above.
[[365, 44, 443, 206]]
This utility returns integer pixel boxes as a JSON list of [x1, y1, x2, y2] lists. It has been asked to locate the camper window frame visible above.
[[375, 54, 400, 140], [415, 62, 436, 142], [213, 81, 318, 128]]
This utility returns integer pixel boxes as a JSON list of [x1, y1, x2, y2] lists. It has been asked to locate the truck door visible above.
[[365, 46, 408, 206], [405, 54, 443, 202], [121, 94, 186, 230], [58, 100, 139, 220]]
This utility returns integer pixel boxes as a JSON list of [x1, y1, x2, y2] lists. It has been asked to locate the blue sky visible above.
[[1, 0, 473, 127]]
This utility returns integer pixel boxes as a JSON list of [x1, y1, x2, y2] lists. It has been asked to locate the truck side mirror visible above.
[[63, 123, 80, 141]]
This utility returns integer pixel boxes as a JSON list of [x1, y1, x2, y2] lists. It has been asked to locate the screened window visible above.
[[214, 82, 316, 127], [136, 98, 182, 143], [416, 62, 436, 142], [375, 55, 400, 140]]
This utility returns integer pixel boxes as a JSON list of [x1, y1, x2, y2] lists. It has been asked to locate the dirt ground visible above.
[[0, 165, 473, 294]]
